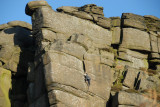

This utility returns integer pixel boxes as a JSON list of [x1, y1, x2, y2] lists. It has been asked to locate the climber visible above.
[[84, 73, 91, 86]]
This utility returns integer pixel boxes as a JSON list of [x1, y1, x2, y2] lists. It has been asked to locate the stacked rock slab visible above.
[[26, 1, 113, 107], [1, 0, 160, 107], [0, 21, 33, 107], [111, 13, 160, 106], [24, 1, 160, 107]]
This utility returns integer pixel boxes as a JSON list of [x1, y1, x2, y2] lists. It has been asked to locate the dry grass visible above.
[[111, 83, 122, 92], [125, 89, 139, 93], [140, 89, 160, 107]]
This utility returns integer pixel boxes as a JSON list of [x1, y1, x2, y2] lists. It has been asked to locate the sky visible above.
[[0, 0, 160, 25]]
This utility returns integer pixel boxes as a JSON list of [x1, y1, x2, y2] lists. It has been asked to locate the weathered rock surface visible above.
[[1, 0, 160, 107], [0, 21, 34, 107], [112, 91, 159, 107], [144, 15, 160, 31], [25, 1, 159, 106], [120, 28, 150, 51], [121, 13, 147, 30], [110, 17, 121, 27], [112, 27, 121, 44], [39, 7, 112, 47], [57, 4, 111, 29]]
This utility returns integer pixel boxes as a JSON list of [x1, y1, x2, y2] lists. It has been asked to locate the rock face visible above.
[[0, 21, 34, 107], [0, 1, 160, 107]]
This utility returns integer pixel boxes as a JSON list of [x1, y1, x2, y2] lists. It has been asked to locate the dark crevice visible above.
[[121, 70, 127, 83], [82, 61, 86, 73], [130, 49, 150, 54], [3, 27, 34, 107], [111, 44, 119, 50], [134, 72, 141, 90]]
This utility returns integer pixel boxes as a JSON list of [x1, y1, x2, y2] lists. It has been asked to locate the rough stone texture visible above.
[[122, 66, 140, 88], [0, 25, 33, 73], [56, 5, 112, 29], [79, 4, 104, 16], [112, 27, 121, 44], [118, 52, 148, 69], [50, 42, 86, 60], [117, 91, 159, 107], [119, 48, 148, 59], [151, 41, 158, 53], [121, 13, 147, 30], [1, 1, 160, 107], [110, 17, 121, 27], [84, 60, 112, 100], [57, 6, 93, 21], [25, 0, 50, 16], [0, 21, 34, 107], [120, 28, 150, 51], [149, 32, 158, 53], [118, 48, 148, 69], [144, 15, 160, 31], [33, 6, 112, 47], [44, 52, 87, 92], [149, 53, 160, 59], [95, 16, 111, 29], [0, 21, 32, 30]]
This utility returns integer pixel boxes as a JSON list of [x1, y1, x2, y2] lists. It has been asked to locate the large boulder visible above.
[[115, 91, 158, 107], [118, 49, 148, 69], [44, 50, 88, 92], [144, 15, 160, 32], [79, 4, 104, 16], [121, 13, 147, 30], [29, 5, 112, 47], [0, 24, 33, 73], [120, 28, 150, 51]]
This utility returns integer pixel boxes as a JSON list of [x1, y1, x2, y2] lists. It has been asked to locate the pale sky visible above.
[[0, 0, 160, 24]]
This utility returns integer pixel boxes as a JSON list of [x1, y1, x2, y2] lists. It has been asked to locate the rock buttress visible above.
[[24, 1, 160, 107], [0, 21, 34, 107]]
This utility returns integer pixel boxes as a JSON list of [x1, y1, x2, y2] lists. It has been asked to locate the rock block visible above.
[[122, 13, 147, 30], [120, 28, 150, 51], [119, 48, 148, 59], [57, 6, 93, 21], [43, 51, 84, 72], [112, 27, 121, 44], [50, 41, 86, 60], [117, 91, 157, 107], [122, 66, 140, 88], [44, 61, 87, 92], [48, 90, 88, 107], [144, 15, 160, 32], [25, 0, 50, 16], [150, 41, 158, 53], [149, 53, 160, 59], [118, 49, 148, 69], [95, 16, 111, 28], [70, 34, 92, 50], [79, 4, 104, 16], [118, 52, 148, 69], [110, 17, 121, 27], [84, 60, 112, 100], [32, 6, 112, 47]]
